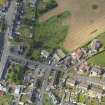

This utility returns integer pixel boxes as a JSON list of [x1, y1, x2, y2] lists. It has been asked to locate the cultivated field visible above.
[[40, 0, 105, 51], [0, 0, 6, 5]]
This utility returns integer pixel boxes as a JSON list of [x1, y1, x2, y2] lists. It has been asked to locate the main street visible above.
[[0, 0, 17, 79], [0, 0, 58, 105]]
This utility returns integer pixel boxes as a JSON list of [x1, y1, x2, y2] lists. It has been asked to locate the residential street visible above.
[[0, 0, 17, 79]]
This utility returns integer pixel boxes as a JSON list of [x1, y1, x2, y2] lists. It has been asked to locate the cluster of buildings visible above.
[[41, 38, 105, 105]]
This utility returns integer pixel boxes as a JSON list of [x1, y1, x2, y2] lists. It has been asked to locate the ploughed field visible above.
[[40, 0, 105, 51]]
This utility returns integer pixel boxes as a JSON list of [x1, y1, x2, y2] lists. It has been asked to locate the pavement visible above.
[[0, 0, 17, 79]]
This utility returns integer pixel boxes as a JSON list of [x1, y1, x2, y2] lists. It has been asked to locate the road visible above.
[[0, 1, 57, 105], [37, 66, 51, 105], [9, 53, 60, 70], [9, 53, 59, 105], [0, 0, 17, 79], [76, 75, 105, 86]]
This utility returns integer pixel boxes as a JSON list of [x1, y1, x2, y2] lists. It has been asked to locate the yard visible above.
[[76, 92, 86, 104], [7, 64, 24, 85], [20, 95, 29, 103], [42, 94, 54, 105], [87, 32, 105, 67], [0, 95, 13, 105]]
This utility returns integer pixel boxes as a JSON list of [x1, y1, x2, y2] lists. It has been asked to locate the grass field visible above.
[[43, 94, 53, 105], [27, 11, 70, 59], [88, 51, 105, 67], [40, 0, 105, 51], [34, 11, 70, 51], [0, 95, 13, 105]]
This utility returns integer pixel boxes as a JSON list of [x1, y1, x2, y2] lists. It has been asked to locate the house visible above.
[[53, 53, 61, 62], [66, 79, 80, 87], [78, 82, 88, 92], [90, 66, 102, 77], [71, 48, 84, 61], [14, 85, 20, 96], [41, 50, 50, 59], [78, 62, 90, 73], [62, 102, 75, 105], [63, 55, 72, 67], [56, 49, 66, 59], [88, 88, 103, 99], [0, 90, 5, 96], [0, 11, 5, 19], [90, 39, 102, 52], [0, 84, 7, 93], [52, 49, 66, 63], [48, 91, 60, 105]]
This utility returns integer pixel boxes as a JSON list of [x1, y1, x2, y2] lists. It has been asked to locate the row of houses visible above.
[[75, 61, 105, 77], [66, 79, 105, 99], [41, 38, 102, 68]]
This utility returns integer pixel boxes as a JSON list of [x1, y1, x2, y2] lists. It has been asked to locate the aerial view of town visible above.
[[1, 0, 105, 105]]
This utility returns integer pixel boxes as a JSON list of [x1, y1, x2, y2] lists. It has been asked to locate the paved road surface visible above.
[[76, 75, 105, 86], [0, 0, 17, 79]]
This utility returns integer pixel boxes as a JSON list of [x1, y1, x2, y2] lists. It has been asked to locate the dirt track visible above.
[[40, 0, 105, 51]]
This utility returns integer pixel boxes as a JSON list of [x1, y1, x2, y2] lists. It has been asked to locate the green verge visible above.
[[43, 94, 54, 105], [76, 92, 86, 104], [98, 32, 105, 47], [20, 95, 29, 103], [0, 95, 13, 105], [7, 64, 24, 85]]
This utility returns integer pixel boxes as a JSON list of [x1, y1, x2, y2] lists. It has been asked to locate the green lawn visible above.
[[76, 92, 86, 104], [100, 96, 105, 105], [20, 95, 29, 103], [27, 11, 70, 59], [43, 94, 54, 105], [14, 3, 70, 60], [0, 95, 13, 105], [17, 25, 32, 39], [33, 11, 70, 51], [87, 51, 105, 67], [23, 6, 35, 20], [7, 64, 24, 85]]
